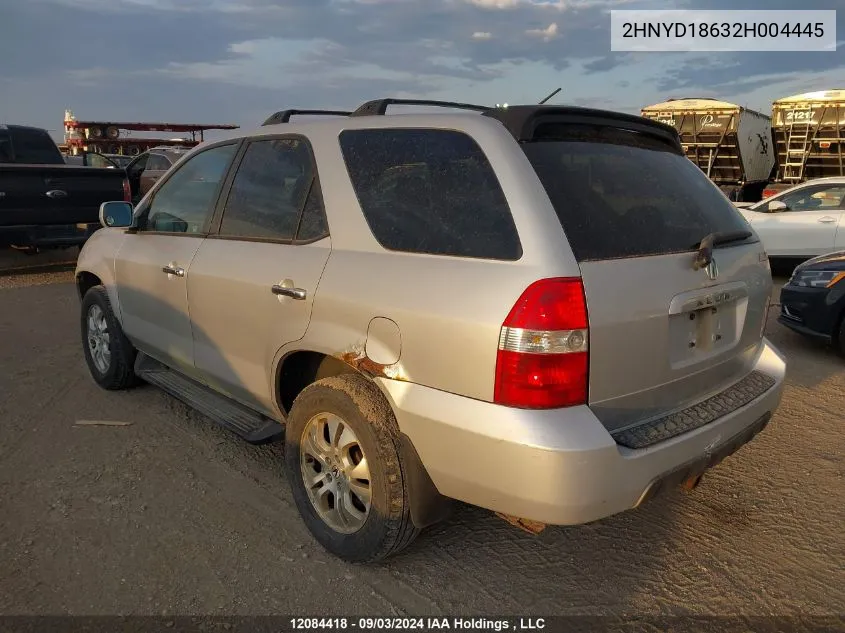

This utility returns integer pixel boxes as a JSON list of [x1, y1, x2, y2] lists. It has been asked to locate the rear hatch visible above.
[[0, 165, 126, 226], [521, 122, 771, 432]]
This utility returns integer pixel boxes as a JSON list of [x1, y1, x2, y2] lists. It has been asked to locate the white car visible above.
[[738, 177, 845, 258]]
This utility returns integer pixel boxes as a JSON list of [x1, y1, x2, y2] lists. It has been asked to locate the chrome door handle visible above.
[[162, 265, 185, 277], [818, 216, 837, 223], [46, 189, 68, 199], [272, 284, 306, 300]]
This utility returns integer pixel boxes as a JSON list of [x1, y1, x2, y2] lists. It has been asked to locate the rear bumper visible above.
[[0, 223, 99, 247], [378, 338, 786, 525]]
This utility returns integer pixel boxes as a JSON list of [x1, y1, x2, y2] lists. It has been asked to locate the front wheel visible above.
[[284, 374, 419, 562], [81, 286, 139, 390]]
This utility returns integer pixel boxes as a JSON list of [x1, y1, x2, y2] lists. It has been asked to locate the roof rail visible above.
[[350, 98, 491, 117], [261, 109, 352, 126]]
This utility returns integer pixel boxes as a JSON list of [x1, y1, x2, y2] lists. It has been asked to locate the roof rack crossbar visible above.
[[262, 109, 352, 126], [350, 98, 491, 117]]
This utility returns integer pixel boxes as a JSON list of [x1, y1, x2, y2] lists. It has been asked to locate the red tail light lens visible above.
[[762, 189, 777, 199], [122, 178, 131, 202], [494, 278, 589, 409]]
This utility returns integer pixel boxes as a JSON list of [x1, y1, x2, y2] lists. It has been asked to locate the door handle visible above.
[[272, 284, 306, 300], [818, 216, 837, 223], [46, 189, 68, 199], [162, 265, 185, 277]]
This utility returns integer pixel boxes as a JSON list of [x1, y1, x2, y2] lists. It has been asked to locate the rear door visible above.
[[186, 136, 331, 414], [522, 124, 771, 431], [744, 184, 845, 257]]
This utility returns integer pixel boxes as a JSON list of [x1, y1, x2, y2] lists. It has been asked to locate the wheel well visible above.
[[76, 271, 102, 299], [277, 351, 357, 416]]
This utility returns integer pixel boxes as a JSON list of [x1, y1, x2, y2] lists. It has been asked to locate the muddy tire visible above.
[[284, 373, 419, 562], [81, 286, 140, 390]]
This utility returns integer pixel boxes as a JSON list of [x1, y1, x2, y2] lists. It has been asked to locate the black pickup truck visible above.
[[0, 124, 129, 251]]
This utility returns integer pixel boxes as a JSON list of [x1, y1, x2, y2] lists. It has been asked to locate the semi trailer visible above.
[[641, 98, 775, 202]]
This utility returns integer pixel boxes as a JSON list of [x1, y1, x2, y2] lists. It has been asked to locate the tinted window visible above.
[[5, 127, 64, 164], [521, 124, 753, 261], [143, 143, 237, 234], [763, 185, 845, 212], [146, 154, 172, 171], [219, 138, 323, 241], [339, 129, 521, 260], [296, 184, 329, 241]]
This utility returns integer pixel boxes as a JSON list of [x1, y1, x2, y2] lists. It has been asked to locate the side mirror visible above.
[[768, 200, 788, 212], [99, 201, 134, 229]]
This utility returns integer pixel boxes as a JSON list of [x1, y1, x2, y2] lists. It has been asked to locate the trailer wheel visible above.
[[106, 126, 120, 139], [88, 126, 103, 139]]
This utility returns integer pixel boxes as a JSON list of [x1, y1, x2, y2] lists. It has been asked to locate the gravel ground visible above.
[[0, 250, 843, 618]]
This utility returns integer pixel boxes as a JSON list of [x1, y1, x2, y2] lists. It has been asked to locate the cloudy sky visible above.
[[0, 0, 842, 141]]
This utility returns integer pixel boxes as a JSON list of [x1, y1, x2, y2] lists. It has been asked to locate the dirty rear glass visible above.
[[339, 128, 522, 260], [522, 123, 754, 262]]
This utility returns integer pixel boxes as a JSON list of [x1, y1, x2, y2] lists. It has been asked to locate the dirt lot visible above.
[[0, 248, 843, 617]]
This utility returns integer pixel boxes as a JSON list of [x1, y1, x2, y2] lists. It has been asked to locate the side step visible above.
[[135, 353, 283, 444]]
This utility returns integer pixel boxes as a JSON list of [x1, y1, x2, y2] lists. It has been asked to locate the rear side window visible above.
[[146, 154, 172, 171], [339, 129, 521, 260], [521, 124, 754, 261]]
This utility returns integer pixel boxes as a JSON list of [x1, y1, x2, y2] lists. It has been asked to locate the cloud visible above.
[[526, 22, 558, 41], [465, 0, 520, 8], [1, 0, 843, 136]]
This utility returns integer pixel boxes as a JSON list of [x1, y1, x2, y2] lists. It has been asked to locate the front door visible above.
[[186, 136, 332, 414], [746, 184, 845, 257], [115, 142, 240, 373]]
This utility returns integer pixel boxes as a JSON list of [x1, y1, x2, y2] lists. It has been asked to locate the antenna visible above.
[[538, 88, 561, 105]]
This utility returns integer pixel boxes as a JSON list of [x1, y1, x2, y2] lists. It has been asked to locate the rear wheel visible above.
[[81, 286, 139, 390], [283, 374, 419, 562]]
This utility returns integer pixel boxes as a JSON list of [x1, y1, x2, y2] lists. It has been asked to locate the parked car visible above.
[[738, 177, 845, 259], [0, 124, 130, 250], [75, 100, 786, 562], [124, 146, 191, 203], [779, 250, 845, 352]]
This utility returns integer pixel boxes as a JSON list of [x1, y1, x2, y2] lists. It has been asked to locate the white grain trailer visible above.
[[769, 90, 845, 195], [641, 98, 775, 202]]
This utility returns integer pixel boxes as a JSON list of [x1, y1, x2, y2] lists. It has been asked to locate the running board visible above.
[[135, 353, 283, 444]]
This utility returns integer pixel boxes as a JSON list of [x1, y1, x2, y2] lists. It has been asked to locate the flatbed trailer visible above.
[[62, 110, 239, 157]]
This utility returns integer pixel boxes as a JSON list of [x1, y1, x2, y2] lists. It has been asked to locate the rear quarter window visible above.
[[338, 128, 522, 260], [522, 124, 753, 261]]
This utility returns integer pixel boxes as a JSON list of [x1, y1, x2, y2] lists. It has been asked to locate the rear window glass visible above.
[[522, 124, 754, 262], [339, 128, 522, 260], [6, 127, 64, 164]]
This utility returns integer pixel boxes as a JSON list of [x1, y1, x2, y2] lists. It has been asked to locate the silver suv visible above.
[[76, 99, 786, 562]]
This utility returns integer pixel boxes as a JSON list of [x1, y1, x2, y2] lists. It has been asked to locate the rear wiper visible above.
[[691, 230, 752, 270]]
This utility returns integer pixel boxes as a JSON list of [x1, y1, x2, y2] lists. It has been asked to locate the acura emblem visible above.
[[705, 257, 719, 281]]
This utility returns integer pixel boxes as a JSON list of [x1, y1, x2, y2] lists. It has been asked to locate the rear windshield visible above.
[[0, 127, 64, 164], [521, 124, 754, 261]]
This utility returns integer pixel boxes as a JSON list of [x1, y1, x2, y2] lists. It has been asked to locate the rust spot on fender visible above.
[[336, 343, 408, 382]]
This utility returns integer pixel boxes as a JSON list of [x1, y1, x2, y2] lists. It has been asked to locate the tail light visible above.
[[762, 189, 777, 199], [494, 277, 589, 409], [122, 178, 131, 202]]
